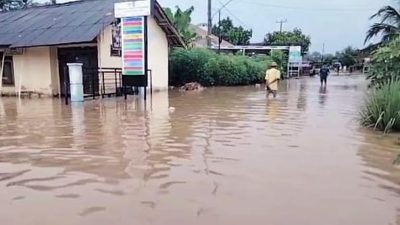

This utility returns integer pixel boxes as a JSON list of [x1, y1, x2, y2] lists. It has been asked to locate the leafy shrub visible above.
[[169, 48, 216, 86], [169, 48, 275, 87], [367, 37, 400, 88], [361, 81, 400, 133], [270, 50, 287, 72]]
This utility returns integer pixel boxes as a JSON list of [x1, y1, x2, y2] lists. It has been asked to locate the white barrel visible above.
[[67, 63, 84, 102]]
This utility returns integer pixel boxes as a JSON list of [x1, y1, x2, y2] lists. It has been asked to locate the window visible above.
[[0, 54, 14, 86]]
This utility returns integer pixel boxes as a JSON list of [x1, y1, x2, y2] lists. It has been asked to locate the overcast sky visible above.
[[157, 0, 393, 53], [50, 0, 394, 53]]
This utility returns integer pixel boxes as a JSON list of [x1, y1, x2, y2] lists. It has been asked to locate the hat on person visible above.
[[270, 62, 278, 67]]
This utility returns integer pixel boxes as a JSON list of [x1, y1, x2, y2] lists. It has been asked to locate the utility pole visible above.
[[218, 9, 221, 54], [207, 0, 212, 47], [321, 43, 325, 64], [276, 19, 287, 33]]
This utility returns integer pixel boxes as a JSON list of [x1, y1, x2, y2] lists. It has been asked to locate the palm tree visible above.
[[164, 6, 197, 46], [365, 5, 400, 44]]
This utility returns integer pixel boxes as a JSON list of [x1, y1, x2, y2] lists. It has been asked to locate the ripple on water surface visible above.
[[0, 75, 399, 225]]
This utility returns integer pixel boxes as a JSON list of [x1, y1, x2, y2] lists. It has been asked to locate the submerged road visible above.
[[0, 75, 399, 225]]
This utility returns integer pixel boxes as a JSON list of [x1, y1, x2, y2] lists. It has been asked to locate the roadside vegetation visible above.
[[169, 48, 279, 87], [366, 37, 400, 88], [361, 80, 400, 132], [361, 1, 400, 134], [361, 39, 400, 133], [166, 6, 292, 87]]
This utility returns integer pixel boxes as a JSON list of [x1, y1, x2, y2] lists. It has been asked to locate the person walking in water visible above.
[[319, 65, 330, 87], [265, 62, 281, 98]]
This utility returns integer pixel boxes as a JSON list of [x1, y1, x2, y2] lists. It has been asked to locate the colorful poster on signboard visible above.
[[288, 46, 302, 63], [122, 17, 145, 76]]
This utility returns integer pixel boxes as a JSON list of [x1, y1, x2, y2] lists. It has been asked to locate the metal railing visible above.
[[98, 67, 123, 98], [63, 67, 123, 105]]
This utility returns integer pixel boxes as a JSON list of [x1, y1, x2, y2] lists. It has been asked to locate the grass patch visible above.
[[361, 81, 400, 133]]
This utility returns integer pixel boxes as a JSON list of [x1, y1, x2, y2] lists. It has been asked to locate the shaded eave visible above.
[[153, 1, 186, 48]]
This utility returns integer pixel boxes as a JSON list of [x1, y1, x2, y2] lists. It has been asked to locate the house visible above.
[[190, 24, 234, 49], [0, 0, 184, 97]]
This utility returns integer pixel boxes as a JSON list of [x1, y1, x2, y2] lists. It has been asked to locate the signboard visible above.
[[114, 0, 151, 18], [288, 46, 302, 63], [122, 17, 145, 76]]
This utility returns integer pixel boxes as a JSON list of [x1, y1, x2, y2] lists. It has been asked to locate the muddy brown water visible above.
[[0, 75, 399, 225]]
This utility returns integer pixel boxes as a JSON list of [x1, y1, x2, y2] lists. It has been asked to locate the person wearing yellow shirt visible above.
[[265, 62, 281, 98]]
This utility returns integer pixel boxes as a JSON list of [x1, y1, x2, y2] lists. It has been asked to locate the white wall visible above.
[[1, 47, 57, 96], [49, 47, 60, 96], [97, 17, 169, 92], [98, 25, 122, 69], [147, 17, 169, 91]]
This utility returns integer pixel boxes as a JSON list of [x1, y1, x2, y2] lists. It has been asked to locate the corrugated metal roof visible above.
[[0, 0, 115, 48], [0, 0, 185, 48]]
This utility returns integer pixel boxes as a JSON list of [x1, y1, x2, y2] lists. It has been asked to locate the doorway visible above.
[[58, 47, 98, 96]]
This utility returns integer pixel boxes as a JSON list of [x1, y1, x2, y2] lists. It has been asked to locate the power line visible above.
[[207, 0, 212, 47], [238, 1, 377, 12], [212, 0, 235, 18], [215, 0, 250, 28], [224, 7, 251, 29]]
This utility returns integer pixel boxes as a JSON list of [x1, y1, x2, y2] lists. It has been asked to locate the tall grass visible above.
[[361, 81, 400, 133]]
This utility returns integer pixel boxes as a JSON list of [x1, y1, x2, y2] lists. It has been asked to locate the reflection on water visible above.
[[319, 86, 328, 107], [0, 75, 399, 225]]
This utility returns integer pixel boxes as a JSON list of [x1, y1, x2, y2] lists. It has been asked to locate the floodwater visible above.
[[0, 75, 399, 225]]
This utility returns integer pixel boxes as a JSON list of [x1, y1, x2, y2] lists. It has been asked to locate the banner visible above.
[[122, 17, 145, 76], [288, 46, 302, 63], [111, 22, 121, 57]]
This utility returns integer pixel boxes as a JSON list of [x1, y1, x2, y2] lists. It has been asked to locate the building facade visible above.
[[0, 0, 183, 97]]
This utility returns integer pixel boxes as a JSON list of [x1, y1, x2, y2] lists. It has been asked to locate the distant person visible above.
[[320, 65, 330, 87], [265, 62, 281, 98]]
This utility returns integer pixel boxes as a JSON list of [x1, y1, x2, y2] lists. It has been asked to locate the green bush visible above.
[[169, 48, 275, 87], [361, 81, 400, 133], [169, 48, 216, 86], [367, 37, 400, 88], [270, 50, 287, 72]]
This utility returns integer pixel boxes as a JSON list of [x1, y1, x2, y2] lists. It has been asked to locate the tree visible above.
[[367, 37, 400, 87], [322, 54, 335, 65], [365, 4, 400, 44], [336, 46, 358, 67], [0, 0, 30, 11], [212, 17, 252, 45], [264, 28, 311, 55], [304, 51, 322, 63], [164, 6, 197, 46], [270, 50, 287, 72]]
